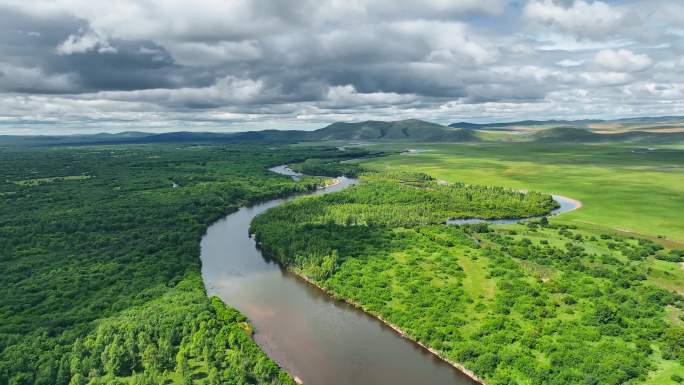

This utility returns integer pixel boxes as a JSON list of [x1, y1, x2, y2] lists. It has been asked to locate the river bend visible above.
[[200, 166, 579, 385]]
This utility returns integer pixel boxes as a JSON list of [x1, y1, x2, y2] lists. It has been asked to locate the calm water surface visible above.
[[201, 171, 477, 385], [447, 195, 580, 225], [201, 167, 579, 385]]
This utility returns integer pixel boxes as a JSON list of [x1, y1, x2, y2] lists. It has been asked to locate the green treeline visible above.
[[0, 145, 352, 385], [252, 172, 558, 231], [251, 171, 684, 385], [24, 275, 293, 385], [289, 157, 366, 177]]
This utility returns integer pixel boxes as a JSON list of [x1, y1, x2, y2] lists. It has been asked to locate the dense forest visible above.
[[3, 144, 682, 385], [251, 171, 684, 385], [253, 172, 558, 231], [289, 157, 366, 178], [0, 145, 364, 385]]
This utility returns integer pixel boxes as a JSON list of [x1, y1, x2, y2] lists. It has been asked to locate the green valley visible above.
[[2, 125, 683, 385], [251, 167, 684, 385], [3, 1, 684, 383]]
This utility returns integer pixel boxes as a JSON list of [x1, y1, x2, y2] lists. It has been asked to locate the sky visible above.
[[1, 0, 684, 134]]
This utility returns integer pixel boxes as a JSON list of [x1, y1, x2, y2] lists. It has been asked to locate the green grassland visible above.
[[252, 170, 684, 385], [358, 143, 684, 244]]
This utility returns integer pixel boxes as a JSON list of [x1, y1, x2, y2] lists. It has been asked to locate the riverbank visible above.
[[253, 167, 584, 385], [207, 168, 477, 385], [319, 177, 342, 189], [554, 195, 582, 213], [515, 189, 583, 215], [288, 268, 488, 385], [251, 162, 683, 385]]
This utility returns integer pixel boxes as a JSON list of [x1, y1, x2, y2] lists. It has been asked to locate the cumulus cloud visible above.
[[557, 59, 584, 67], [169, 41, 263, 67], [350, 0, 507, 18], [57, 30, 117, 55], [579, 71, 632, 87], [324, 85, 418, 108], [392, 20, 496, 65], [89, 76, 271, 108], [0, 63, 79, 93], [0, 0, 683, 133], [594, 49, 652, 72], [523, 0, 633, 39]]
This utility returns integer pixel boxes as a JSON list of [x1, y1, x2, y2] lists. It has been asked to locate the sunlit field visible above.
[[360, 142, 684, 245]]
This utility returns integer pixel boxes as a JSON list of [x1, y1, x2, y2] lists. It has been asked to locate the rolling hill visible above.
[[450, 119, 603, 130], [450, 116, 684, 130], [0, 119, 478, 146], [308, 119, 477, 141], [533, 126, 684, 143], [3, 117, 683, 146]]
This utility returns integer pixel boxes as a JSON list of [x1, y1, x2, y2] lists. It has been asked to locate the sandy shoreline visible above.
[[552, 194, 583, 213], [319, 177, 342, 189]]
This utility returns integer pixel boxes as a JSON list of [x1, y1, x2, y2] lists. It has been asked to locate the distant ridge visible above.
[[533, 126, 684, 143], [532, 127, 604, 142], [450, 115, 684, 130], [449, 120, 601, 129], [0, 131, 154, 146], [310, 119, 478, 142], [0, 119, 478, 146], [2, 116, 683, 146], [449, 119, 606, 129]]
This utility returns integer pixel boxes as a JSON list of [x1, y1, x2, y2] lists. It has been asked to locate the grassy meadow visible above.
[[358, 143, 684, 245]]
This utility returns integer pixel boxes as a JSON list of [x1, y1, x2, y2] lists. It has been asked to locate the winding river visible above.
[[447, 195, 581, 225], [200, 166, 580, 385]]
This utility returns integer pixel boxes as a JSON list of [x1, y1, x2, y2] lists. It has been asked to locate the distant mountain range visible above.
[[0, 119, 478, 146], [532, 126, 684, 144], [449, 115, 684, 130], [1, 116, 682, 146], [309, 119, 477, 141]]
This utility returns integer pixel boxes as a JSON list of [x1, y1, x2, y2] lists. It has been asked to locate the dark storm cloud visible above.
[[0, 6, 81, 60], [0, 5, 218, 94], [51, 40, 219, 92], [0, 1, 506, 101], [1, 0, 684, 133]]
